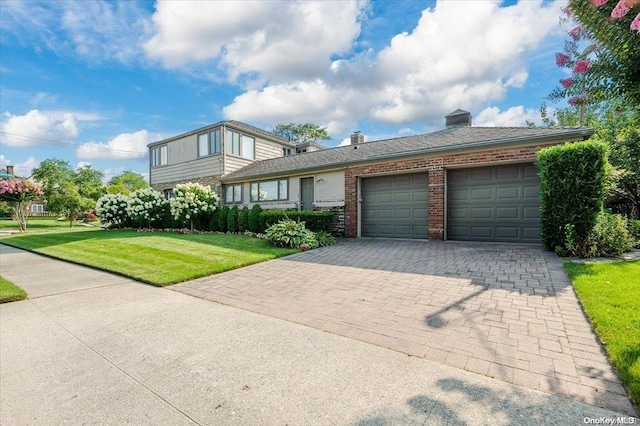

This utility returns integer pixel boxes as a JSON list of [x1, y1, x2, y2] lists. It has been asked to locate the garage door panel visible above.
[[496, 207, 519, 219], [447, 164, 541, 243], [362, 173, 428, 239]]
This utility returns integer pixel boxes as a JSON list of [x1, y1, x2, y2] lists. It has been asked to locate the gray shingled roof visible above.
[[221, 126, 594, 182]]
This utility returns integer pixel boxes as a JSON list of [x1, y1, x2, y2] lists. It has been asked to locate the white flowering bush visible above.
[[170, 182, 218, 230], [127, 188, 169, 228], [96, 193, 131, 228]]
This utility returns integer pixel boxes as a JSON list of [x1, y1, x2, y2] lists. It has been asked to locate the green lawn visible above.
[[0, 217, 99, 232], [564, 260, 640, 410], [0, 276, 27, 303], [1, 229, 297, 286]]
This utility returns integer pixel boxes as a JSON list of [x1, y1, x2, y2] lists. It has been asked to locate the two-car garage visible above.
[[359, 163, 542, 243]]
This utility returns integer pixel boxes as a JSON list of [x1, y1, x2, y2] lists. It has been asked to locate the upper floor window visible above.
[[225, 184, 242, 203], [250, 179, 288, 202], [151, 145, 168, 167], [198, 129, 221, 157], [226, 129, 254, 160], [283, 147, 292, 157]]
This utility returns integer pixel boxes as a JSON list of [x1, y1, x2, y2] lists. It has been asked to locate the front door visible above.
[[300, 177, 314, 211]]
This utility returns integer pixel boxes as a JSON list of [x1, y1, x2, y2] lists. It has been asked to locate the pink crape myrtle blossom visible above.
[[561, 77, 575, 89], [0, 179, 44, 232], [573, 60, 592, 73], [568, 95, 583, 106], [556, 53, 571, 67], [612, 0, 631, 17], [591, 0, 609, 5], [569, 26, 583, 40], [632, 12, 640, 30]]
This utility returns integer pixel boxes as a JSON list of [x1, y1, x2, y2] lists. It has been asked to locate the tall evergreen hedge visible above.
[[537, 141, 609, 253]]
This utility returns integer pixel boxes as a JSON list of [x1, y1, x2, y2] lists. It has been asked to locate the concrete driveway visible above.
[[0, 242, 636, 425], [175, 239, 636, 416]]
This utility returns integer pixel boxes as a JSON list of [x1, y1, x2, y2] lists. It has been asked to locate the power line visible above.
[[0, 131, 148, 154]]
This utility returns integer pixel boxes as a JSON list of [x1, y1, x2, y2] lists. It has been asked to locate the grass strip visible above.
[[565, 260, 640, 411]]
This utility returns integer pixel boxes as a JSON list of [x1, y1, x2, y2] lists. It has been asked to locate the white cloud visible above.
[[474, 106, 540, 127], [1, 110, 79, 147], [76, 161, 92, 170], [102, 166, 126, 183], [76, 130, 160, 160], [14, 157, 41, 178], [1, 1, 149, 64], [144, 1, 364, 85], [223, 0, 563, 127]]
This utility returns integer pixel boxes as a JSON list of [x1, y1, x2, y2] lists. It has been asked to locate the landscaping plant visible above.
[[128, 188, 169, 229], [227, 205, 239, 233], [248, 204, 263, 232], [537, 140, 610, 257], [170, 182, 218, 231], [218, 205, 229, 232], [238, 206, 249, 232], [96, 193, 131, 228], [265, 219, 318, 249], [0, 179, 44, 232]]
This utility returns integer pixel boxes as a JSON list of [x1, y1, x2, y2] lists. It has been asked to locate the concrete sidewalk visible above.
[[0, 244, 635, 425]]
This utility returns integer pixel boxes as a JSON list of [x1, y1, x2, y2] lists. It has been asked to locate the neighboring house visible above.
[[148, 120, 296, 198], [295, 140, 327, 154], [217, 110, 594, 243]]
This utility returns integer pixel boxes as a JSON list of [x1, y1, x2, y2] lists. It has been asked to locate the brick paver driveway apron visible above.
[[174, 239, 636, 415]]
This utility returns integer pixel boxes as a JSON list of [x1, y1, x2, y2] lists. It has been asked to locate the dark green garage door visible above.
[[447, 164, 541, 243], [361, 173, 428, 239]]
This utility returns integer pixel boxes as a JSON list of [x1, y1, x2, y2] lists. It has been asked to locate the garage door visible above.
[[361, 173, 428, 239], [447, 164, 541, 243]]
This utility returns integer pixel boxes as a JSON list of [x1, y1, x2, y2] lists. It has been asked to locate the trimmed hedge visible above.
[[238, 206, 249, 232], [537, 141, 609, 255], [248, 204, 263, 233], [259, 210, 334, 233]]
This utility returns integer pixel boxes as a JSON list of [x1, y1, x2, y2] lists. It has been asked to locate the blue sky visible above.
[[0, 0, 571, 181]]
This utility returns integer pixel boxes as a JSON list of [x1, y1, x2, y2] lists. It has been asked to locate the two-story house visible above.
[[148, 120, 297, 200], [149, 112, 594, 243]]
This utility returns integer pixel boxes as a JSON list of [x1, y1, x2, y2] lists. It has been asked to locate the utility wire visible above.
[[0, 131, 148, 154]]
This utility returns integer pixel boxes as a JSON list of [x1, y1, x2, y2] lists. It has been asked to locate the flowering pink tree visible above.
[[0, 179, 44, 232], [592, 0, 640, 32]]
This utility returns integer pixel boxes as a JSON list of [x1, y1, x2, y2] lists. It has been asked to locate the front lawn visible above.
[[1, 230, 297, 286], [0, 276, 27, 303], [564, 260, 640, 410], [0, 217, 99, 233]]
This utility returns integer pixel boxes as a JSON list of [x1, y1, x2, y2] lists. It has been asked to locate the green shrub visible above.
[[265, 219, 318, 249], [315, 230, 336, 247], [228, 205, 239, 233], [537, 141, 609, 254], [260, 210, 334, 233], [629, 220, 640, 248], [248, 204, 263, 233], [238, 206, 249, 232], [557, 212, 635, 258], [218, 205, 229, 232], [209, 209, 220, 232], [0, 202, 12, 218]]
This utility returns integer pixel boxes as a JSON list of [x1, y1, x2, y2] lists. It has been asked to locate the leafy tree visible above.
[[107, 171, 148, 195], [31, 159, 103, 227], [273, 123, 331, 145], [568, 0, 640, 107], [0, 179, 44, 232]]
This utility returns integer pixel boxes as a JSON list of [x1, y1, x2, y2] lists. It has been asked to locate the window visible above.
[[198, 129, 221, 157], [250, 179, 288, 202], [225, 129, 254, 159], [151, 145, 168, 167], [242, 135, 254, 160], [283, 147, 292, 157], [198, 133, 208, 157], [163, 189, 174, 200], [226, 130, 241, 156], [225, 184, 242, 203], [31, 204, 44, 213], [210, 129, 221, 154]]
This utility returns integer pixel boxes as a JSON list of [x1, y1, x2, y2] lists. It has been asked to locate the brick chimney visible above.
[[350, 131, 364, 145], [445, 109, 472, 127], [6, 165, 14, 175]]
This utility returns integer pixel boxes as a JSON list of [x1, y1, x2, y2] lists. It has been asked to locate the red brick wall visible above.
[[344, 145, 548, 240]]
